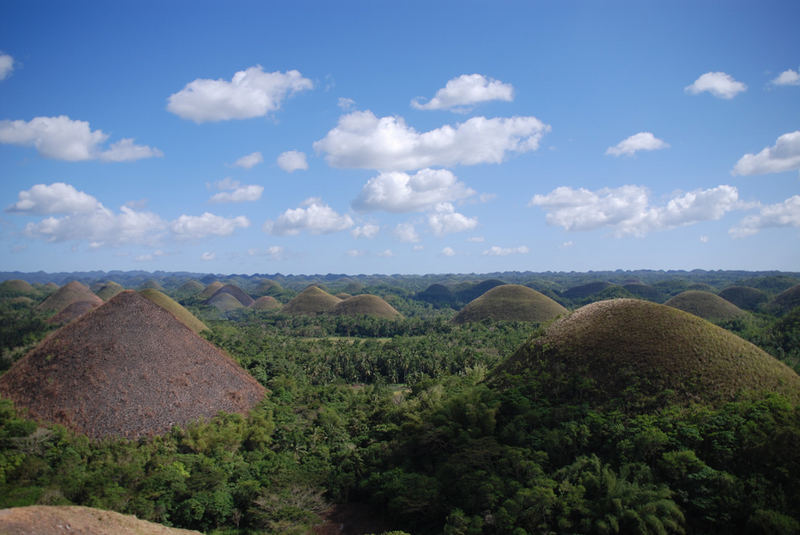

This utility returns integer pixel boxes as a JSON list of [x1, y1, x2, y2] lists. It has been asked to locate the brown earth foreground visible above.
[[0, 506, 202, 535], [0, 291, 266, 439]]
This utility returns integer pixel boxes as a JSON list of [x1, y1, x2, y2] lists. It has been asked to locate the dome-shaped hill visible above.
[[253, 279, 283, 297], [622, 282, 662, 301], [0, 279, 36, 296], [139, 289, 208, 334], [665, 290, 747, 322], [494, 299, 800, 408], [0, 291, 265, 439], [455, 279, 506, 304], [208, 284, 254, 307], [199, 281, 224, 299], [251, 295, 281, 311], [416, 283, 455, 307], [47, 300, 99, 325], [561, 281, 613, 300], [769, 284, 800, 316], [138, 279, 164, 291], [36, 281, 103, 315], [332, 294, 403, 319], [719, 286, 768, 312], [0, 505, 203, 534], [208, 292, 245, 313], [94, 281, 124, 301], [336, 292, 353, 299], [283, 286, 341, 315], [453, 284, 568, 324], [177, 279, 204, 296]]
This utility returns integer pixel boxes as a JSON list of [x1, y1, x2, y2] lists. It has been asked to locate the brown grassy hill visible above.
[[177, 280, 204, 296], [621, 282, 662, 301], [208, 292, 245, 313], [769, 284, 800, 315], [453, 284, 568, 324], [139, 289, 208, 334], [0, 291, 265, 439], [664, 290, 747, 322], [0, 506, 202, 535], [493, 299, 800, 409], [208, 284, 254, 307], [47, 300, 99, 325], [251, 295, 281, 311], [283, 286, 341, 315], [199, 281, 224, 299], [95, 281, 125, 301], [0, 279, 35, 296], [253, 279, 283, 297], [335, 292, 353, 300], [332, 294, 403, 319], [561, 281, 612, 300], [36, 281, 103, 315], [718, 286, 768, 312], [138, 279, 164, 291]]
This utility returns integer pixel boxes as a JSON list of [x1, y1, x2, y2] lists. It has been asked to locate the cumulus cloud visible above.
[[482, 245, 529, 256], [606, 132, 669, 157], [233, 151, 263, 169], [8, 182, 102, 215], [209, 178, 263, 203], [530, 184, 741, 237], [0, 52, 13, 80], [771, 69, 800, 86], [314, 110, 550, 171], [377, 249, 394, 257], [264, 197, 353, 235], [441, 246, 456, 256], [428, 202, 478, 235], [351, 223, 379, 239], [411, 74, 514, 111], [201, 252, 216, 261], [394, 222, 420, 243], [338, 97, 356, 110], [167, 65, 312, 123], [685, 71, 747, 99], [136, 250, 165, 262], [171, 212, 250, 239], [732, 131, 800, 175], [730, 195, 800, 237], [277, 150, 308, 172], [0, 115, 163, 161], [353, 168, 475, 213]]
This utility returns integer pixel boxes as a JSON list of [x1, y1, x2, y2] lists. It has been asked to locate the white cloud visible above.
[[8, 182, 103, 215], [732, 131, 800, 175], [730, 195, 800, 237], [561, 241, 574, 248], [394, 222, 420, 243], [377, 249, 394, 257], [314, 110, 550, 171], [467, 236, 485, 243], [353, 168, 475, 213], [478, 193, 497, 203], [351, 223, 379, 239], [441, 246, 456, 256], [699, 236, 709, 243], [248, 245, 285, 260], [264, 197, 353, 235], [346, 249, 365, 257], [606, 132, 669, 157], [167, 65, 312, 123], [482, 245, 529, 256], [771, 69, 800, 86], [0, 115, 162, 161], [411, 74, 514, 111], [209, 178, 263, 203], [0, 52, 13, 80], [277, 150, 309, 172], [171, 212, 250, 239], [530, 184, 741, 237], [233, 151, 263, 169], [413, 245, 424, 251], [136, 250, 165, 262], [428, 202, 478, 235], [685, 71, 747, 99], [201, 252, 216, 261], [338, 97, 356, 110]]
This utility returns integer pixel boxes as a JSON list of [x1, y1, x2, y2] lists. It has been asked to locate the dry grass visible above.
[[0, 506, 202, 534], [208, 292, 246, 312], [718, 286, 768, 311], [208, 284, 254, 307], [332, 294, 402, 319], [47, 300, 100, 325], [251, 295, 282, 311], [664, 290, 747, 322], [139, 289, 208, 334], [283, 286, 341, 315], [454, 284, 567, 324], [95, 281, 125, 301], [0, 279, 36, 296], [198, 281, 224, 299], [36, 281, 103, 315], [769, 283, 800, 315]]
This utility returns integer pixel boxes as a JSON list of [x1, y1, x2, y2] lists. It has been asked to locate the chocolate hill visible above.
[[332, 294, 402, 319], [0, 291, 265, 439], [493, 299, 800, 409], [139, 289, 208, 334], [208, 284, 254, 307], [283, 286, 341, 315], [251, 295, 281, 311], [176, 279, 204, 297], [208, 292, 246, 312], [769, 283, 800, 315], [94, 281, 125, 301], [0, 279, 36, 297], [47, 300, 99, 325], [718, 285, 768, 311], [199, 281, 225, 299], [36, 281, 103, 315], [664, 290, 747, 322], [453, 284, 568, 324]]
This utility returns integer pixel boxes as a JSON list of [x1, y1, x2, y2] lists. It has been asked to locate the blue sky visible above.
[[1, 0, 799, 275]]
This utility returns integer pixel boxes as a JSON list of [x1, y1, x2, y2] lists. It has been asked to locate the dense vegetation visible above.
[[1, 271, 800, 534]]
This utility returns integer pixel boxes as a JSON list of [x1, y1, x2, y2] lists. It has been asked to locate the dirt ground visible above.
[[0, 506, 202, 535]]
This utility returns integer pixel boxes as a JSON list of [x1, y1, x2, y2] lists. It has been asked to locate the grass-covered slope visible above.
[[36, 281, 103, 315], [283, 286, 341, 315], [251, 295, 281, 311], [332, 294, 402, 319], [665, 290, 748, 322], [94, 281, 124, 301], [208, 284, 254, 307], [0, 279, 36, 297], [207, 292, 245, 313], [139, 288, 208, 333], [46, 300, 99, 325], [453, 284, 567, 324], [769, 284, 800, 316], [494, 299, 800, 408], [718, 285, 769, 311], [198, 281, 224, 299], [0, 506, 203, 534]]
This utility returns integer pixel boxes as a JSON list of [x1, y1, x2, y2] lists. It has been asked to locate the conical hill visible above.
[[494, 299, 800, 408], [208, 292, 245, 313], [718, 286, 768, 312], [453, 284, 567, 324], [769, 284, 800, 316], [199, 281, 224, 299], [0, 279, 36, 296], [665, 290, 747, 322], [176, 280, 204, 297], [283, 286, 341, 315], [208, 284, 254, 307], [47, 300, 99, 325], [36, 281, 103, 315], [251, 295, 281, 311], [139, 289, 208, 333], [0, 291, 265, 439], [95, 281, 124, 301], [332, 294, 402, 319]]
